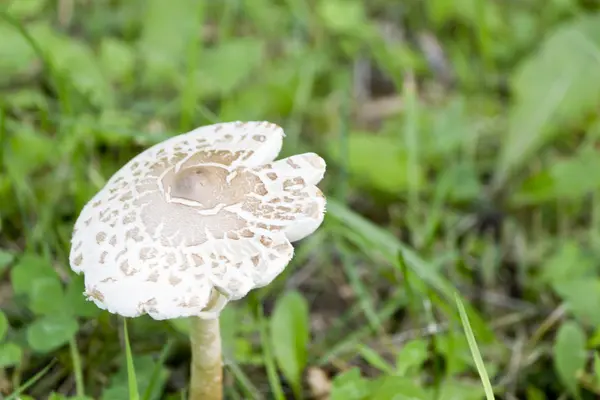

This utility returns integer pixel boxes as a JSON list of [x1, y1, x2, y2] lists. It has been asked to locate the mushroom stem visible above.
[[189, 316, 222, 400]]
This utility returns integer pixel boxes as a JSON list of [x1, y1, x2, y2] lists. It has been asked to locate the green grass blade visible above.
[[337, 239, 382, 333], [455, 293, 495, 400], [0, 9, 73, 116], [225, 355, 264, 400], [179, 3, 205, 131], [326, 199, 456, 300], [397, 250, 416, 317], [6, 359, 57, 400], [123, 318, 140, 400], [255, 301, 285, 400], [69, 336, 85, 397], [402, 75, 421, 212], [141, 339, 174, 400]]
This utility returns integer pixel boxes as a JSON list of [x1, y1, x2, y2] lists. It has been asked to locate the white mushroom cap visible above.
[[69, 121, 326, 320]]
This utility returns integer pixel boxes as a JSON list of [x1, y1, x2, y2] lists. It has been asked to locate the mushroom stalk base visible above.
[[189, 317, 222, 400]]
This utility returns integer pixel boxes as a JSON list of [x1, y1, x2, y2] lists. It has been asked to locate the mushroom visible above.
[[69, 121, 326, 400]]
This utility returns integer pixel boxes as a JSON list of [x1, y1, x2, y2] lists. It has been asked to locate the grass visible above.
[[1, 0, 600, 399], [456, 292, 495, 400]]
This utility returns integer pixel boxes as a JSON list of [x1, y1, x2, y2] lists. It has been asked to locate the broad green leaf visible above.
[[100, 38, 135, 83], [424, 97, 477, 159], [49, 394, 93, 400], [525, 386, 546, 400], [554, 279, 600, 327], [0, 310, 7, 340], [218, 51, 327, 122], [242, 0, 289, 36], [396, 339, 428, 376], [138, 0, 204, 83], [438, 380, 486, 400], [590, 326, 600, 348], [327, 132, 416, 193], [594, 353, 600, 386], [542, 242, 594, 286], [270, 290, 310, 399], [10, 254, 58, 296], [441, 161, 481, 203], [5, 0, 47, 18], [427, 0, 503, 33], [370, 376, 428, 400], [498, 13, 600, 182], [29, 276, 66, 315], [29, 23, 113, 107], [0, 21, 37, 83], [196, 38, 265, 97], [65, 275, 101, 318], [0, 342, 22, 368], [7, 87, 48, 111], [0, 249, 15, 272], [514, 149, 600, 204], [330, 368, 371, 400], [317, 0, 368, 36], [27, 315, 79, 353], [553, 320, 586, 399], [5, 125, 57, 176]]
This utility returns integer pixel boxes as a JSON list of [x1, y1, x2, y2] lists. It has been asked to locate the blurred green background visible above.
[[2, 0, 600, 399]]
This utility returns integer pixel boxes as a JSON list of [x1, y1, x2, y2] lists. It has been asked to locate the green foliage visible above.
[[553, 321, 587, 399], [26, 315, 79, 353], [329, 367, 482, 400], [329, 368, 371, 400], [65, 276, 102, 318], [30, 23, 114, 107], [0, 249, 15, 272], [0, 20, 37, 82], [317, 0, 369, 37], [138, 0, 204, 83], [99, 38, 135, 84], [594, 353, 600, 387], [270, 291, 310, 399], [123, 319, 140, 400], [100, 353, 168, 400], [515, 148, 600, 204], [48, 394, 93, 400], [9, 254, 84, 354], [196, 38, 265, 97], [10, 254, 57, 295], [498, 12, 600, 182], [0, 310, 7, 341], [0, 310, 22, 368], [542, 243, 600, 327], [4, 0, 47, 19], [395, 339, 428, 376], [0, 342, 23, 368], [328, 132, 416, 193], [456, 293, 495, 400]]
